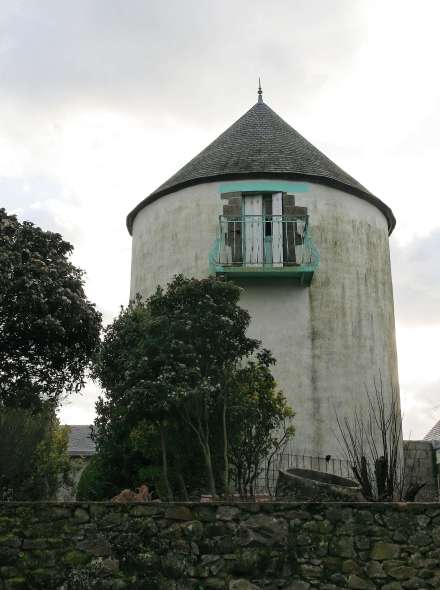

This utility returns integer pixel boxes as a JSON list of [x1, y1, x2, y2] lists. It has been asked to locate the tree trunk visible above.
[[222, 398, 230, 498], [203, 443, 217, 497], [200, 398, 217, 497], [158, 423, 173, 500], [179, 405, 217, 497], [177, 471, 189, 501]]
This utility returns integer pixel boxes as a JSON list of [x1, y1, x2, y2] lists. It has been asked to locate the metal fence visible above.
[[250, 452, 353, 497], [217, 214, 317, 268], [1, 453, 354, 502]]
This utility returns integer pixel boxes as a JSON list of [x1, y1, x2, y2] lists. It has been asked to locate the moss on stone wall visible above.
[[1, 502, 440, 589]]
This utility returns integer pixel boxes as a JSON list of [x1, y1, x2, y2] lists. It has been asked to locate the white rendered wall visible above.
[[130, 179, 399, 459]]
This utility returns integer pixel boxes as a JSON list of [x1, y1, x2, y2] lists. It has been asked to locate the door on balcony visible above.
[[271, 192, 283, 267], [243, 193, 284, 267], [243, 195, 263, 266], [261, 193, 283, 267]]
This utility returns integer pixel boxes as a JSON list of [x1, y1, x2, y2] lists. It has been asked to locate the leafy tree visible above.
[[227, 350, 295, 497], [0, 407, 70, 500], [84, 404, 153, 500], [146, 275, 260, 495], [0, 208, 102, 410], [93, 298, 178, 498], [75, 455, 102, 501], [77, 417, 207, 501], [93, 276, 259, 497], [93, 275, 295, 499]]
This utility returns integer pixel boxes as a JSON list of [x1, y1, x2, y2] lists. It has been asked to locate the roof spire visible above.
[[258, 77, 263, 103]]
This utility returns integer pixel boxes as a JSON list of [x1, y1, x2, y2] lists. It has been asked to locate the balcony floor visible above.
[[214, 263, 316, 285]]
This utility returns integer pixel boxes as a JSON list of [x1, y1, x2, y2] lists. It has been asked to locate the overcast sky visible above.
[[1, 0, 439, 439]]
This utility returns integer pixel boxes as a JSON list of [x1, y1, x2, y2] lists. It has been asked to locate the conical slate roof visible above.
[[127, 100, 395, 234]]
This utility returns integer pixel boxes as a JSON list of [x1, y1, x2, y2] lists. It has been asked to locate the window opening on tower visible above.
[[213, 190, 318, 283]]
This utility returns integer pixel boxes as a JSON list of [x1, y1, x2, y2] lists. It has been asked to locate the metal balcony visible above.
[[209, 215, 319, 284]]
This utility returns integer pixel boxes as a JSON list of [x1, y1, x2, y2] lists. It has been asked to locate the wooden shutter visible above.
[[221, 194, 242, 263], [272, 192, 283, 266], [244, 195, 263, 266]]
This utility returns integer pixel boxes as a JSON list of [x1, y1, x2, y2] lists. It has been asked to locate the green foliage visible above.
[[94, 275, 257, 423], [227, 351, 295, 496], [75, 456, 105, 501], [0, 407, 70, 500], [92, 275, 295, 499], [0, 208, 102, 410], [76, 426, 150, 500], [145, 275, 261, 496]]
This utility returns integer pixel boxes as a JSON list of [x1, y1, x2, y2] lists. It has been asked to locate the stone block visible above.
[[0, 535, 21, 549], [165, 505, 193, 521], [73, 507, 90, 524], [365, 560, 386, 578], [229, 580, 260, 590], [204, 578, 227, 589], [63, 549, 90, 566], [131, 504, 163, 517], [192, 506, 217, 522], [0, 546, 19, 565], [388, 565, 417, 580], [216, 506, 241, 521], [240, 514, 288, 547], [370, 541, 401, 560], [342, 559, 361, 574], [22, 538, 47, 550], [285, 582, 310, 590], [409, 532, 432, 547], [403, 578, 431, 589], [161, 552, 190, 578], [300, 563, 322, 579], [77, 536, 112, 557], [329, 535, 355, 558], [182, 520, 204, 541], [3, 578, 27, 590], [100, 558, 120, 574], [347, 575, 375, 589]]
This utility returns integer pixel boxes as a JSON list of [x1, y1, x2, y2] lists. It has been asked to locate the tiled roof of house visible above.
[[66, 425, 96, 457], [424, 419, 440, 441], [127, 99, 395, 234]]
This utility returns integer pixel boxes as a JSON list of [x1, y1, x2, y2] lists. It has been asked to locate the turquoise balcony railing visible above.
[[209, 215, 319, 284]]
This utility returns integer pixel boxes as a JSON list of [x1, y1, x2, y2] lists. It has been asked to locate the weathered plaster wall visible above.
[[130, 179, 399, 458], [57, 458, 90, 501], [1, 501, 440, 590], [130, 182, 222, 296]]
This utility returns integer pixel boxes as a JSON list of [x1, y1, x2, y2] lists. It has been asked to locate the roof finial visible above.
[[258, 77, 263, 103]]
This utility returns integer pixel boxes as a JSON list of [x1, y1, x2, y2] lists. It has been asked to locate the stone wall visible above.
[[1, 502, 440, 589], [404, 441, 438, 501]]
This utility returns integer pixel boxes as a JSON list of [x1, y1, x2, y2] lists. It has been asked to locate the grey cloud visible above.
[[0, 0, 364, 124], [2, 0, 438, 432], [401, 379, 440, 440], [391, 229, 440, 326], [1, 176, 60, 221], [58, 379, 100, 425], [0, 175, 86, 242]]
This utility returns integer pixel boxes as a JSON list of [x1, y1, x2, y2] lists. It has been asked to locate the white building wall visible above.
[[130, 179, 399, 459]]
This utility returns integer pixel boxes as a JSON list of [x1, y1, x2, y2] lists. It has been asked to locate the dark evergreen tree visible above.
[[0, 208, 102, 410], [91, 275, 295, 499]]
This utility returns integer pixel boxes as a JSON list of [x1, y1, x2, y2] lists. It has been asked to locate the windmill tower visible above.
[[127, 87, 399, 459]]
